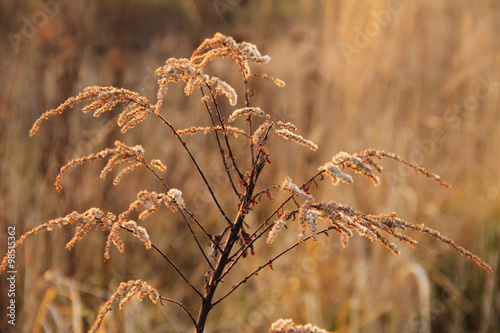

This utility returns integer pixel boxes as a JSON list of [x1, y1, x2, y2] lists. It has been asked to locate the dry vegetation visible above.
[[0, 1, 499, 332]]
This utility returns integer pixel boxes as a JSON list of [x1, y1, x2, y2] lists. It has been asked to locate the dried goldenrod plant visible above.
[[1, 33, 492, 332]]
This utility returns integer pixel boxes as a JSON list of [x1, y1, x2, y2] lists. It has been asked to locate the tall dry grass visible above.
[[0, 1, 499, 332]]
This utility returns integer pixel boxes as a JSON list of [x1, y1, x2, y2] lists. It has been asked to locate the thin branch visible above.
[[142, 163, 215, 269], [200, 86, 241, 197], [205, 84, 245, 183], [120, 225, 203, 298], [251, 185, 281, 201], [155, 112, 233, 227], [242, 73, 255, 166], [213, 226, 334, 306], [223, 170, 325, 274], [160, 296, 197, 327], [252, 171, 324, 237], [221, 171, 324, 280], [195, 139, 267, 331], [179, 210, 215, 271]]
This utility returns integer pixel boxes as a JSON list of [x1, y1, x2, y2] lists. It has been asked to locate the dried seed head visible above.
[[168, 188, 185, 209], [267, 212, 290, 244], [298, 202, 320, 242], [318, 162, 353, 185], [177, 125, 247, 138], [281, 177, 314, 200], [228, 107, 266, 122], [331, 151, 380, 186], [190, 32, 270, 77], [30, 86, 153, 137], [90, 279, 160, 333], [208, 77, 238, 106], [150, 159, 167, 173], [123, 220, 152, 250], [252, 119, 272, 145], [275, 128, 318, 151], [55, 141, 146, 192]]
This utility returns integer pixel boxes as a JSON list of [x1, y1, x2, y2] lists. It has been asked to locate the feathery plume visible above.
[[155, 58, 237, 111], [318, 162, 353, 185], [190, 33, 270, 76], [267, 212, 290, 244], [298, 201, 320, 242], [150, 159, 167, 173], [55, 141, 145, 192], [281, 177, 313, 200], [90, 280, 160, 333], [275, 128, 318, 151], [228, 107, 266, 122], [30, 86, 153, 136], [177, 125, 247, 138]]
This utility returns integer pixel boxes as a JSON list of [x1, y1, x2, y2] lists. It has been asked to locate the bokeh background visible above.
[[1, 1, 499, 332]]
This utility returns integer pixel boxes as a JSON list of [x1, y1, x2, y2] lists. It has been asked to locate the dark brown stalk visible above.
[[195, 153, 265, 332], [222, 171, 325, 276]]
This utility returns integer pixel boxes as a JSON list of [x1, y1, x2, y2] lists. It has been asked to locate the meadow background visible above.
[[0, 1, 499, 332]]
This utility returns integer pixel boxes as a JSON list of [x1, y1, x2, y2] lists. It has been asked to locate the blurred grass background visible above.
[[1, 0, 499, 332]]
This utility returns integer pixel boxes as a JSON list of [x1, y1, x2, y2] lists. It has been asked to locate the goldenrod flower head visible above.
[[267, 212, 290, 244], [280, 177, 313, 200], [90, 279, 160, 333], [228, 107, 266, 122], [318, 162, 353, 185]]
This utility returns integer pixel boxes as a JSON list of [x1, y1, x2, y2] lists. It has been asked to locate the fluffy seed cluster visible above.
[[228, 107, 266, 122], [264, 148, 490, 271], [155, 32, 278, 112], [0, 204, 154, 272], [155, 58, 237, 111], [265, 199, 491, 272], [333, 151, 380, 185], [267, 212, 290, 244], [251, 119, 274, 145], [0, 208, 102, 273], [281, 177, 314, 200], [297, 201, 320, 242], [324, 149, 451, 189], [122, 220, 152, 249], [177, 125, 247, 138], [55, 141, 146, 191], [190, 32, 271, 77], [318, 162, 353, 185], [150, 159, 167, 172], [90, 279, 160, 333], [269, 318, 330, 333], [252, 120, 317, 151], [274, 128, 318, 151], [30, 86, 154, 136], [121, 189, 185, 221], [0, 189, 186, 269]]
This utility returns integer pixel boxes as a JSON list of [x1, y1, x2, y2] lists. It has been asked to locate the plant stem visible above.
[[195, 158, 264, 332]]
